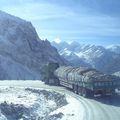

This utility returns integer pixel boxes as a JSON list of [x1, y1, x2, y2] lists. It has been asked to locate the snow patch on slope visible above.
[[52, 41, 120, 73], [50, 95, 84, 120], [106, 45, 120, 54]]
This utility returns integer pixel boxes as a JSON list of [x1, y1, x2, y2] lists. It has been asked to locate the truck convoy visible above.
[[43, 63, 120, 98]]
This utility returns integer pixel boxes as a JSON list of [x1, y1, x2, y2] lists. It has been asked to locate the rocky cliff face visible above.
[[0, 11, 65, 80]]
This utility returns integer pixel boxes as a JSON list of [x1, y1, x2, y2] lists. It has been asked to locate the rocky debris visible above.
[[0, 102, 30, 120], [25, 88, 68, 107], [0, 101, 45, 120], [45, 112, 64, 120], [0, 87, 68, 120]]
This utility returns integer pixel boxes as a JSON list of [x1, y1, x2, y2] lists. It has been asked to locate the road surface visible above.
[[0, 80, 120, 120]]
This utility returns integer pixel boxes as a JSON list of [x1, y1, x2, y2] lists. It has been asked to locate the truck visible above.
[[43, 63, 120, 97]]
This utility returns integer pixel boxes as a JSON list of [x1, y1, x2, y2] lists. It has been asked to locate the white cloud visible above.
[[1, 2, 74, 21], [53, 37, 61, 43], [0, 0, 120, 43]]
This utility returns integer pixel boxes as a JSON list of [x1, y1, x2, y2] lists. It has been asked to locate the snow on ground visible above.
[[0, 86, 82, 120], [1, 81, 120, 120], [0, 87, 37, 107], [50, 95, 84, 120]]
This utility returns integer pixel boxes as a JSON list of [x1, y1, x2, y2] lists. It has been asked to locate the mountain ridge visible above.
[[51, 41, 120, 74]]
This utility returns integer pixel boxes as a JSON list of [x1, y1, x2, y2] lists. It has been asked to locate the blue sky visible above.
[[0, 0, 120, 45]]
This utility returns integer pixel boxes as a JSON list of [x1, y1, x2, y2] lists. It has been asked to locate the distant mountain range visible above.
[[51, 41, 120, 74]]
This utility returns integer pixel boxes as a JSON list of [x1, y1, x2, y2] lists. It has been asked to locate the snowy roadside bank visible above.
[[0, 85, 83, 120]]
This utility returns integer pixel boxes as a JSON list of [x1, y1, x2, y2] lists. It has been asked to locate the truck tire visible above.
[[112, 89, 116, 96], [72, 84, 78, 94], [78, 86, 82, 96], [88, 90, 94, 98], [82, 88, 87, 97]]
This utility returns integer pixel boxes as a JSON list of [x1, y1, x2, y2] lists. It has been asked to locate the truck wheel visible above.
[[112, 89, 116, 96], [78, 87, 82, 96], [74, 90, 77, 94], [78, 92, 82, 96], [72, 85, 78, 94], [72, 84, 75, 92], [88, 91, 94, 98], [82, 88, 87, 97]]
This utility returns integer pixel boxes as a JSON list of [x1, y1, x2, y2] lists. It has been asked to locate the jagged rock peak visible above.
[[0, 11, 65, 80]]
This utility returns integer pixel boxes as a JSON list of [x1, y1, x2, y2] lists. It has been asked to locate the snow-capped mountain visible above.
[[106, 45, 120, 54], [0, 11, 65, 80], [113, 71, 120, 77], [51, 41, 120, 74], [52, 41, 69, 51]]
